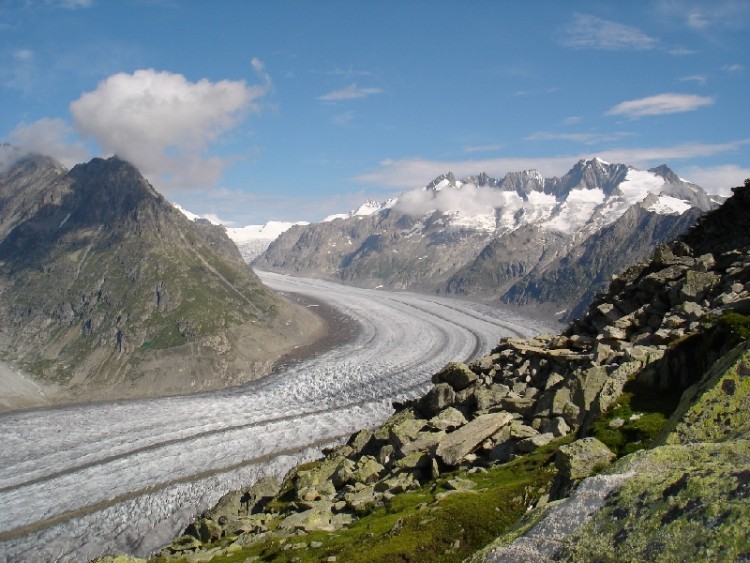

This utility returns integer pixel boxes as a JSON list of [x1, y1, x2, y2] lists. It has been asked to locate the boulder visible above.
[[436, 412, 513, 466], [416, 383, 456, 418], [553, 437, 616, 498], [352, 456, 385, 484], [428, 407, 467, 431], [278, 501, 352, 532], [432, 362, 479, 391]]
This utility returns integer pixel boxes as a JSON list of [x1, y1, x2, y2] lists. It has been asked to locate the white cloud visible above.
[[318, 83, 384, 101], [559, 14, 658, 51], [394, 183, 509, 218], [562, 116, 583, 125], [70, 68, 270, 189], [681, 164, 750, 197], [8, 118, 89, 168], [722, 63, 744, 72], [332, 111, 355, 125], [525, 131, 633, 144], [679, 74, 707, 85], [463, 144, 504, 154], [606, 93, 714, 118], [354, 140, 750, 189]]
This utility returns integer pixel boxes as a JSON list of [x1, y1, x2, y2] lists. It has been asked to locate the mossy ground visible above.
[[589, 378, 682, 457], [153, 439, 570, 563], [562, 442, 750, 562]]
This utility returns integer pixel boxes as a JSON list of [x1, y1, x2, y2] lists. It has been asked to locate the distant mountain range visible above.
[[0, 152, 322, 409], [254, 159, 716, 320]]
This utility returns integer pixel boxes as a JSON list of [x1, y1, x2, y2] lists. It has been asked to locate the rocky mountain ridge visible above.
[[256, 159, 714, 320], [152, 179, 750, 562], [0, 153, 323, 409]]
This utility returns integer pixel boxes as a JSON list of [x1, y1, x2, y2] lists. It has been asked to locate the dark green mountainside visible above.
[[0, 154, 322, 407]]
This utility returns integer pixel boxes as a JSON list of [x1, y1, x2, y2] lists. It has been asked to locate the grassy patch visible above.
[[590, 378, 682, 457], [156, 440, 570, 563]]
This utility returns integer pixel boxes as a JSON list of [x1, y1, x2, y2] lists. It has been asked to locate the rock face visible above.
[[257, 159, 713, 319], [0, 153, 323, 407]]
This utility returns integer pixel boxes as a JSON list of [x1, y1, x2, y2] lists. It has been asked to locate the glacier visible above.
[[0, 273, 550, 562]]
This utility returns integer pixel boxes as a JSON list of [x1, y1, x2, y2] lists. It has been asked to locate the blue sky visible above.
[[1, 0, 748, 225]]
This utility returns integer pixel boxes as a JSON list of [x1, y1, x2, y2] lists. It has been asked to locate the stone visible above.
[[677, 270, 720, 302], [516, 432, 555, 453], [387, 415, 426, 450], [400, 430, 445, 457], [375, 472, 419, 494], [377, 444, 395, 467], [499, 393, 536, 415], [469, 354, 499, 374], [394, 451, 432, 471], [556, 437, 616, 482], [488, 381, 515, 402], [345, 428, 374, 458], [416, 383, 456, 418], [294, 456, 343, 501], [343, 486, 381, 513], [432, 362, 480, 391], [428, 407, 467, 431], [186, 518, 223, 543], [436, 412, 513, 466], [352, 456, 384, 484], [279, 502, 353, 532]]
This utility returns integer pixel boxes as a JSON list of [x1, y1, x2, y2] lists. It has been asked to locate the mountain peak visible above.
[[648, 164, 682, 184]]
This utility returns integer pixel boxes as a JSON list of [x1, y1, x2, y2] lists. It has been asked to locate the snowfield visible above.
[[0, 273, 551, 562]]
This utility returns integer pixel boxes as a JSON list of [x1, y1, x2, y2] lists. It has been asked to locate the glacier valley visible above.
[[0, 273, 550, 562]]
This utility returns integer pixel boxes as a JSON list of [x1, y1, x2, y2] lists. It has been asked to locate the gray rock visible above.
[[428, 407, 467, 431], [417, 383, 457, 418], [474, 383, 510, 411], [554, 437, 616, 495], [436, 412, 513, 466], [432, 362, 480, 391]]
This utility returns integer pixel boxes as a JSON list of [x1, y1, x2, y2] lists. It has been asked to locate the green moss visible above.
[[718, 310, 750, 342], [157, 440, 570, 563], [561, 442, 750, 562], [590, 378, 681, 457]]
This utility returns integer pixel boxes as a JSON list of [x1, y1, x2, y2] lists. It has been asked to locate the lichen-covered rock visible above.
[[551, 437, 616, 500], [416, 382, 457, 417], [559, 442, 750, 561], [436, 412, 513, 466], [432, 362, 479, 391], [278, 501, 352, 532], [666, 340, 750, 444], [428, 406, 467, 431]]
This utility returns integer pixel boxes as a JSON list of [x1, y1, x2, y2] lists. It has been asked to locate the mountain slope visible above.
[[0, 154, 323, 408], [256, 159, 715, 318]]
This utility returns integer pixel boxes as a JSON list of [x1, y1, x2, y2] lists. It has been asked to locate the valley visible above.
[[0, 273, 550, 562]]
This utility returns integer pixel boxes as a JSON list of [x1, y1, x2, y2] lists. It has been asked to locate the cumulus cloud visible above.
[[70, 68, 270, 189], [606, 93, 714, 118], [681, 164, 750, 197], [8, 118, 89, 168], [318, 83, 384, 101], [559, 14, 658, 51]]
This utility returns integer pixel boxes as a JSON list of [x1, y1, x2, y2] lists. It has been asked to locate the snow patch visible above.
[[619, 169, 666, 207], [647, 195, 692, 215]]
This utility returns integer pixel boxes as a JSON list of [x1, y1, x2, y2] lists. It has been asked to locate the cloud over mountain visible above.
[[70, 68, 270, 188]]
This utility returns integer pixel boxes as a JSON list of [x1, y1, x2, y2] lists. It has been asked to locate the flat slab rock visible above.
[[436, 412, 513, 466]]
